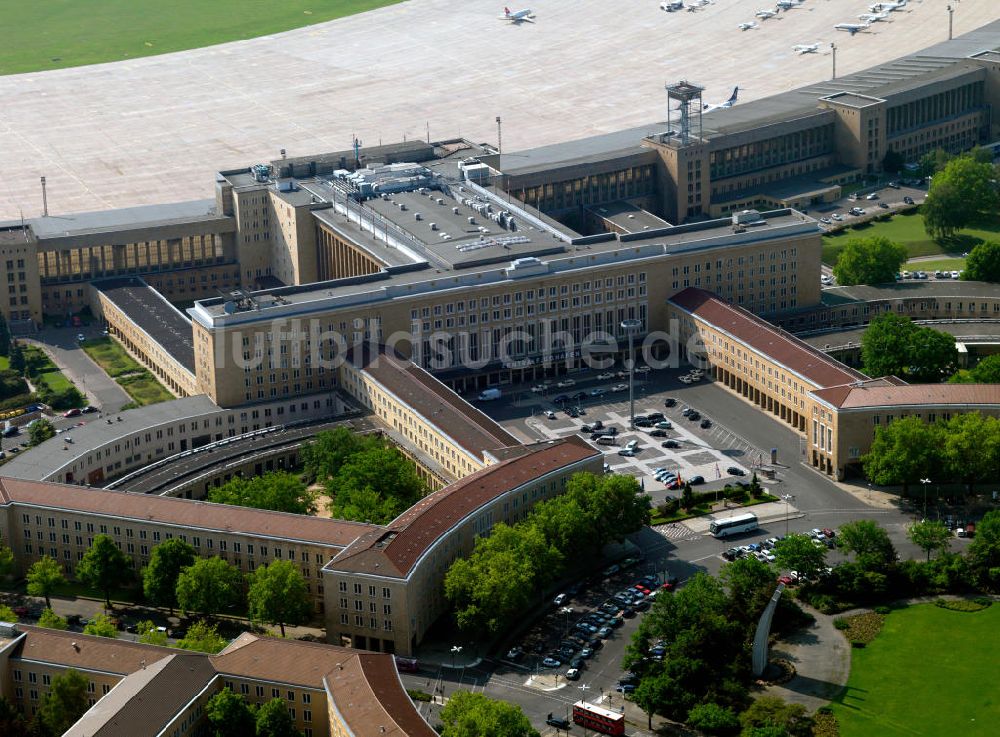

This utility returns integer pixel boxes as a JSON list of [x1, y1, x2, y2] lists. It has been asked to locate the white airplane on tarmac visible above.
[[835, 21, 871, 35], [704, 87, 739, 112], [793, 43, 820, 54], [776, 0, 804, 9], [739, 21, 759, 31], [499, 7, 534, 22], [755, 9, 777, 20], [870, 0, 906, 12], [859, 11, 890, 22], [660, 0, 684, 10]]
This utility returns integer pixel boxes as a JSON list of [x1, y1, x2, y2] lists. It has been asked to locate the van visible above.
[[596, 436, 617, 446]]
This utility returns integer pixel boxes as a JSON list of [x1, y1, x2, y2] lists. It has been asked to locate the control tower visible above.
[[665, 80, 705, 145]]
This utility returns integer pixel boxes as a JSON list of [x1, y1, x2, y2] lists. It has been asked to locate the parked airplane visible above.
[[835, 21, 871, 34], [793, 43, 820, 54], [704, 87, 739, 112], [859, 11, 890, 22], [500, 7, 534, 22], [755, 9, 776, 20], [739, 21, 759, 31], [660, 0, 684, 10], [870, 0, 906, 11], [776, 0, 804, 9]]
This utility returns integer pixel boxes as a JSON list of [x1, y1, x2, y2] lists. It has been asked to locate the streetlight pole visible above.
[[947, 5, 954, 40], [578, 684, 591, 737], [920, 478, 931, 521], [621, 319, 642, 430], [450, 644, 462, 669], [560, 606, 573, 638], [830, 42, 837, 80], [782, 493, 794, 537], [495, 116, 503, 155]]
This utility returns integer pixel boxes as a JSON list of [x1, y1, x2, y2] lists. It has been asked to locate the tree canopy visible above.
[[136, 620, 169, 646], [949, 354, 1000, 384], [837, 520, 896, 570], [738, 696, 812, 737], [444, 472, 649, 635], [831, 236, 907, 286], [941, 413, 1000, 492], [208, 471, 316, 515], [176, 556, 244, 617], [861, 313, 957, 382], [962, 239, 1000, 282], [773, 534, 827, 577], [176, 619, 229, 654], [142, 538, 196, 614], [77, 534, 132, 608], [206, 687, 256, 737], [83, 613, 119, 638], [254, 698, 303, 737], [439, 690, 540, 737], [247, 560, 311, 637], [26, 555, 65, 609], [37, 608, 68, 630], [326, 446, 426, 524], [301, 427, 382, 480], [28, 418, 56, 447], [0, 543, 14, 578], [36, 669, 89, 737], [862, 417, 940, 494], [908, 520, 951, 561], [922, 155, 998, 239]]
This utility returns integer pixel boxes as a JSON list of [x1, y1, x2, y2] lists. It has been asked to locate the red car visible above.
[[777, 576, 794, 586], [822, 528, 836, 538], [660, 581, 675, 592], [63, 408, 82, 418], [634, 585, 650, 594]]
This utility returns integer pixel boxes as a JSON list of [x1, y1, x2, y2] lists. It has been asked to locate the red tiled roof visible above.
[[330, 437, 601, 578], [351, 348, 520, 459], [669, 288, 868, 389], [811, 382, 1000, 409], [0, 477, 374, 549]]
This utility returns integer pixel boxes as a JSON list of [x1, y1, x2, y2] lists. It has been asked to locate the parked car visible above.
[[596, 372, 615, 380], [556, 379, 576, 388], [545, 410, 557, 419], [649, 429, 667, 438], [700, 418, 712, 428], [542, 657, 562, 668], [63, 408, 82, 418], [661, 440, 681, 449], [689, 475, 705, 485], [553, 593, 567, 606], [664, 397, 677, 407], [903, 195, 914, 205], [616, 684, 637, 694], [727, 466, 746, 476], [506, 646, 524, 661], [610, 383, 628, 392], [546, 715, 571, 730]]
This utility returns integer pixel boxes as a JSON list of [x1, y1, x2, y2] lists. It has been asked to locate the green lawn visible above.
[[0, 0, 404, 75], [831, 603, 1000, 737], [82, 337, 143, 378], [904, 258, 967, 272], [821, 209, 1000, 266], [117, 372, 174, 406], [0, 356, 8, 371]]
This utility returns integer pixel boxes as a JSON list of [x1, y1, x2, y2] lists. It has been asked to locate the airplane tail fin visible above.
[[505, 6, 511, 16], [729, 87, 739, 103]]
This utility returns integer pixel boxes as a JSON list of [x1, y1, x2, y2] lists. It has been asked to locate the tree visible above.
[[247, 560, 311, 637], [83, 613, 119, 638], [831, 236, 907, 286], [837, 520, 896, 570], [687, 702, 740, 735], [563, 472, 650, 546], [861, 417, 940, 494], [142, 538, 196, 614], [773, 535, 827, 577], [908, 520, 951, 561], [255, 698, 303, 737], [37, 608, 68, 630], [881, 149, 904, 174], [445, 523, 561, 634], [634, 672, 674, 730], [950, 354, 1000, 384], [36, 669, 89, 737], [968, 510, 1000, 589], [0, 316, 9, 358], [861, 314, 956, 381], [720, 556, 777, 630], [136, 620, 169, 646], [77, 534, 131, 609], [175, 556, 244, 617], [963, 240, 1000, 282], [26, 556, 66, 609], [0, 603, 17, 622], [0, 542, 14, 578], [208, 472, 316, 515], [0, 696, 29, 737], [923, 155, 997, 239], [326, 446, 427, 524], [28, 418, 56, 446], [177, 619, 228, 654], [7, 342, 24, 375], [439, 690, 540, 737], [206, 687, 257, 737], [681, 481, 695, 510], [917, 148, 952, 179], [942, 413, 1000, 493], [301, 427, 382, 481], [739, 697, 812, 737]]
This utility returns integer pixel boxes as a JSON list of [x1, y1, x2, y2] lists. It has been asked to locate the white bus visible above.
[[709, 512, 759, 538]]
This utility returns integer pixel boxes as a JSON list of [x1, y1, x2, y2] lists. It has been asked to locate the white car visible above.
[[821, 275, 832, 285], [610, 383, 628, 392], [635, 366, 652, 374], [688, 374, 702, 382], [831, 213, 844, 221], [655, 421, 672, 429], [589, 388, 606, 397], [950, 270, 961, 279], [819, 217, 832, 224], [545, 410, 557, 419], [530, 385, 546, 393], [556, 379, 576, 388], [76, 333, 86, 342], [625, 440, 640, 451], [690, 369, 705, 376], [678, 376, 692, 384], [618, 448, 636, 457], [596, 372, 615, 380]]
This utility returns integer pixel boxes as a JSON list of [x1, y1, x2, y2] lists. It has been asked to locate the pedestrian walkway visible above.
[[763, 604, 850, 712], [652, 522, 700, 541]]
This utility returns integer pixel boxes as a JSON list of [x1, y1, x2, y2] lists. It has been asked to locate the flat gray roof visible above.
[[24, 200, 227, 239], [0, 395, 220, 481], [820, 280, 1000, 305], [588, 202, 672, 232], [94, 278, 196, 373]]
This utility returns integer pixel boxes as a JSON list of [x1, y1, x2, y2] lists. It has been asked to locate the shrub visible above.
[[874, 605, 892, 615], [407, 689, 432, 702], [933, 598, 992, 612], [835, 612, 885, 645], [833, 618, 850, 631], [813, 708, 840, 737]]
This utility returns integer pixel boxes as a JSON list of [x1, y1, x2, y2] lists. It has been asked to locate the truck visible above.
[[478, 388, 502, 401]]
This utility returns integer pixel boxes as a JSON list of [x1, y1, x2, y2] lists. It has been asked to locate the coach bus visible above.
[[709, 512, 759, 538], [572, 700, 625, 736]]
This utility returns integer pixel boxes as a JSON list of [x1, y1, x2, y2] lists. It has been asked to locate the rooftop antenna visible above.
[[353, 135, 362, 168], [40, 176, 48, 217], [280, 148, 287, 159], [426, 121, 430, 144], [664, 80, 705, 145]]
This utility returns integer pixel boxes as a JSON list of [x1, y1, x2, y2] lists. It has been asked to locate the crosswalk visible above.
[[652, 522, 701, 541]]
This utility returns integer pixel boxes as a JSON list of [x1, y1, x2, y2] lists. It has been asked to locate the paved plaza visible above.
[[2, 0, 998, 219]]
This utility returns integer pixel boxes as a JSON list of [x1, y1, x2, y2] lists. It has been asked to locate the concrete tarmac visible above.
[[2, 0, 999, 219]]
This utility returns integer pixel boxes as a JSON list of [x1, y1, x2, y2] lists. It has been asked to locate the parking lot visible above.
[[513, 371, 767, 505]]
